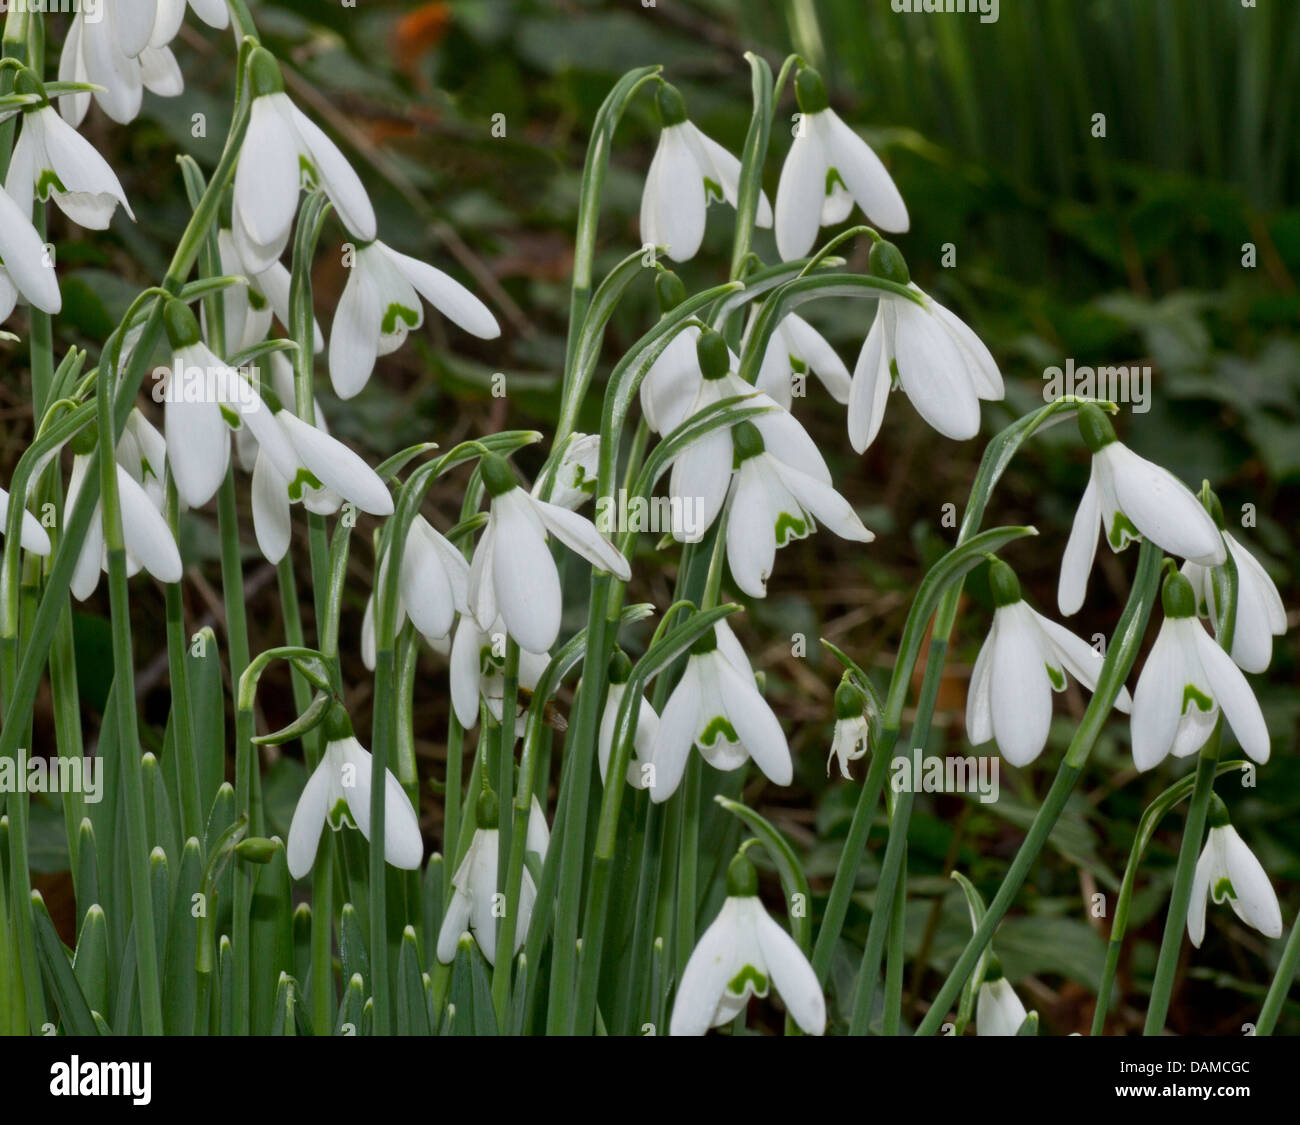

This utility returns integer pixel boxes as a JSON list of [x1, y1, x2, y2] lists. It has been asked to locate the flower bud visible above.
[[1160, 569, 1197, 619], [987, 557, 1022, 608], [1076, 402, 1117, 454], [696, 329, 730, 381], [725, 852, 759, 897], [868, 239, 910, 286], [480, 452, 518, 497], [794, 66, 829, 115], [655, 82, 689, 127]]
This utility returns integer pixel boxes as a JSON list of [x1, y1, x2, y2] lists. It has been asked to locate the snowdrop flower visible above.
[[967, 559, 1132, 768], [670, 853, 824, 1036], [286, 705, 422, 879], [232, 48, 376, 274], [58, 2, 192, 127], [360, 515, 468, 670], [665, 328, 828, 544], [725, 420, 873, 598], [436, 789, 550, 966], [1187, 798, 1282, 948], [0, 483, 51, 556], [532, 433, 598, 511], [66, 423, 183, 601], [1181, 509, 1286, 675], [448, 613, 550, 731], [328, 239, 499, 399], [848, 240, 1003, 451], [1131, 569, 1270, 771], [1058, 405, 1225, 616], [749, 312, 851, 410], [640, 82, 772, 263], [976, 957, 1029, 1036], [6, 73, 135, 230], [0, 184, 62, 320], [774, 67, 908, 261], [598, 650, 659, 789], [208, 229, 322, 355], [649, 619, 791, 803], [827, 678, 869, 779], [468, 453, 630, 654]]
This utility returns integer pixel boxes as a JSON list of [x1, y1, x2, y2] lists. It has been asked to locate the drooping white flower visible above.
[[328, 239, 499, 399], [725, 419, 873, 598], [827, 679, 869, 779], [161, 319, 236, 510], [0, 483, 51, 556], [7, 95, 135, 230], [1058, 405, 1225, 616], [649, 619, 791, 803], [639, 322, 734, 436], [207, 229, 322, 355], [360, 515, 469, 670], [640, 82, 772, 263], [1130, 570, 1270, 771], [0, 183, 61, 320], [774, 66, 907, 261], [531, 433, 599, 511], [285, 711, 423, 879], [847, 245, 1003, 451], [1182, 530, 1286, 675], [1187, 803, 1282, 948], [448, 613, 550, 731], [436, 790, 550, 966], [967, 559, 1132, 768], [66, 422, 183, 600], [664, 328, 828, 544], [749, 311, 851, 410], [468, 453, 630, 654], [598, 651, 659, 790], [232, 48, 376, 274], [57, 2, 193, 127], [976, 963, 1029, 1037], [670, 853, 824, 1036]]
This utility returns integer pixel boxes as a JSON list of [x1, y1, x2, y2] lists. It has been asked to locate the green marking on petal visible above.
[[727, 964, 768, 997], [703, 176, 724, 204], [36, 168, 66, 199], [774, 510, 809, 547], [1181, 683, 1214, 715], [381, 302, 420, 335], [219, 404, 241, 428], [1211, 876, 1235, 903], [889, 357, 900, 388], [298, 153, 318, 189], [248, 289, 269, 311], [1106, 510, 1141, 551], [1045, 663, 1066, 692], [287, 467, 324, 502], [698, 715, 738, 748], [824, 167, 846, 198]]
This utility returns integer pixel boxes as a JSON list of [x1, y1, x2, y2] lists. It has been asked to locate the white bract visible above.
[[1058, 405, 1225, 616], [468, 454, 630, 654], [774, 66, 907, 261], [848, 261, 1003, 451], [725, 419, 873, 598], [1130, 571, 1269, 771], [649, 619, 791, 803], [670, 855, 824, 1036], [1182, 531, 1286, 675], [436, 793, 550, 966], [532, 433, 599, 511], [1187, 809, 1283, 948], [749, 311, 851, 410], [329, 240, 499, 399], [232, 50, 375, 274], [967, 560, 1131, 768], [8, 100, 135, 230], [286, 724, 423, 879], [640, 83, 772, 263]]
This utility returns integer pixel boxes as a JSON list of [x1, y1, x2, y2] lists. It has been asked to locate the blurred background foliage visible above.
[[4, 0, 1297, 1034]]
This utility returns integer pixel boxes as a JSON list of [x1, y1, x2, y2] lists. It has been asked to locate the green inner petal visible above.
[[698, 715, 738, 747], [703, 176, 724, 204], [774, 510, 809, 547], [1045, 663, 1066, 691], [1211, 876, 1235, 903], [824, 167, 846, 198], [219, 404, 242, 428], [1106, 510, 1141, 551], [36, 168, 66, 199], [381, 302, 420, 335], [298, 153, 318, 188], [287, 466, 325, 502], [1181, 683, 1214, 715], [248, 289, 269, 311], [727, 964, 768, 997]]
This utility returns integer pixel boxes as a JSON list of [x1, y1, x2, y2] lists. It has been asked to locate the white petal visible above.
[[527, 494, 630, 581], [1186, 842, 1213, 947], [821, 109, 908, 233], [774, 118, 828, 261], [450, 617, 486, 729], [641, 125, 706, 262], [1193, 626, 1270, 764], [716, 655, 791, 785], [116, 464, 182, 584], [1221, 826, 1283, 939], [847, 306, 893, 453], [776, 460, 873, 542], [250, 448, 292, 564], [384, 245, 500, 339], [0, 486, 51, 556], [1225, 535, 1286, 674], [667, 427, 732, 544], [966, 627, 995, 745], [1102, 444, 1225, 565], [1129, 621, 1183, 771], [164, 375, 230, 509], [491, 491, 563, 653], [649, 658, 703, 803], [725, 465, 777, 598], [892, 297, 981, 441], [290, 104, 376, 241], [752, 905, 825, 1035], [1057, 471, 1101, 616], [286, 758, 333, 878], [1033, 610, 1131, 712], [399, 519, 457, 641], [989, 603, 1052, 767], [332, 736, 422, 869], [780, 312, 851, 402], [669, 900, 740, 1035], [277, 412, 393, 516], [435, 887, 473, 964], [0, 185, 60, 313], [140, 46, 184, 97], [234, 96, 301, 267]]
